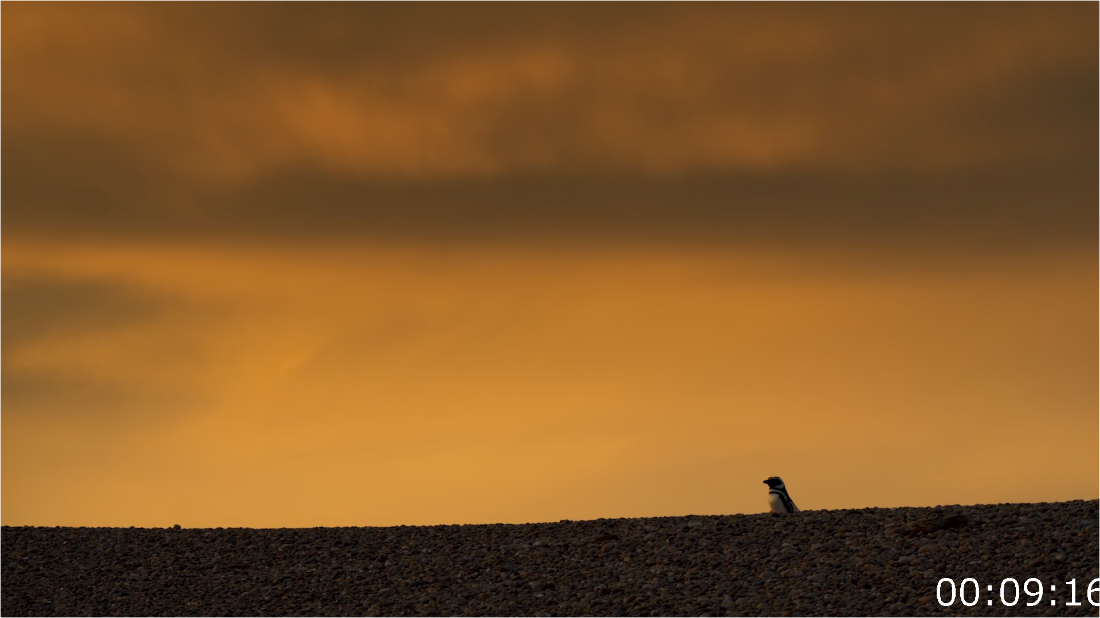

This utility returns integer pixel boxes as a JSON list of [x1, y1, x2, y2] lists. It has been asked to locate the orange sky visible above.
[[3, 3, 1097, 528]]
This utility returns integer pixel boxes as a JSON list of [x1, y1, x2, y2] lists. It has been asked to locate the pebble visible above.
[[2, 500, 1096, 616]]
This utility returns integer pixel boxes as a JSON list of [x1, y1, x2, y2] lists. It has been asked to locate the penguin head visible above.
[[763, 476, 785, 489]]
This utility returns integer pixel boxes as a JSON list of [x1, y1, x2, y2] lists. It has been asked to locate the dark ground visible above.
[[3, 500, 1097, 617]]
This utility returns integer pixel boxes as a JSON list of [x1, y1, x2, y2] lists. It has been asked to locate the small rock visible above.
[[907, 514, 966, 534]]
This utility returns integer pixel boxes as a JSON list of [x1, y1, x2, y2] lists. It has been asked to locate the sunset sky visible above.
[[3, 3, 1096, 528]]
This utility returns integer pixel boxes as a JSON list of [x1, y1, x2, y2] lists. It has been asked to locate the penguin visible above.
[[764, 476, 799, 513]]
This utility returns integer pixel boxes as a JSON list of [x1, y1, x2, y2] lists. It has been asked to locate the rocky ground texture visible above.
[[3, 500, 1097, 617]]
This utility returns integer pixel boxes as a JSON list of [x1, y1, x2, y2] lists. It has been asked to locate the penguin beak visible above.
[[762, 480, 768, 484]]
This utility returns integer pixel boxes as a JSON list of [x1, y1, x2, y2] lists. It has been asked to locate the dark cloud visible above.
[[3, 277, 164, 350], [4, 133, 1094, 258], [1, 371, 168, 420], [2, 277, 205, 420], [2, 3, 1096, 253], [218, 165, 1096, 256]]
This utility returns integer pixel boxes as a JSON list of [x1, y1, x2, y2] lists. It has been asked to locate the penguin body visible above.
[[764, 476, 799, 513]]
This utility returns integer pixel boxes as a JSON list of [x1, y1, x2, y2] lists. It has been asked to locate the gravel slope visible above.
[[3, 500, 1097, 617]]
